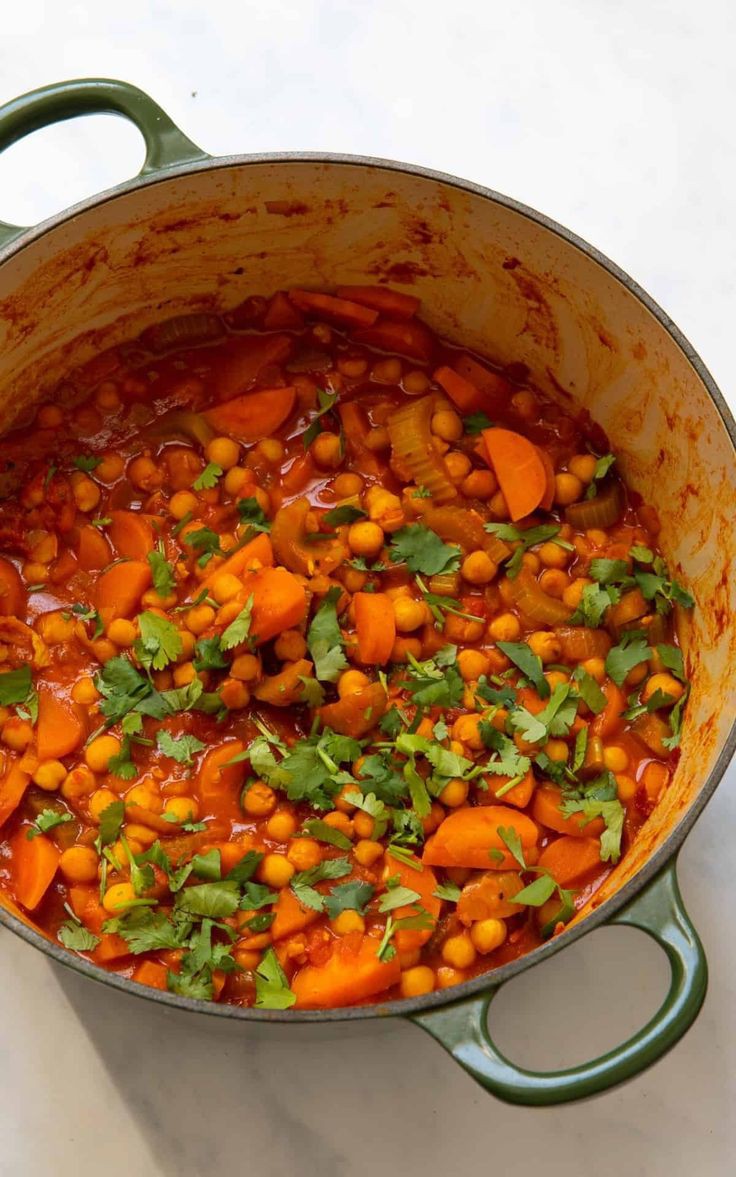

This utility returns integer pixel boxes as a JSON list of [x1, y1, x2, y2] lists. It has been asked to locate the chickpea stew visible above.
[[0, 284, 693, 1009]]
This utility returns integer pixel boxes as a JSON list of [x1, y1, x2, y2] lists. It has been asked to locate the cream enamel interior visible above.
[[0, 158, 734, 924]]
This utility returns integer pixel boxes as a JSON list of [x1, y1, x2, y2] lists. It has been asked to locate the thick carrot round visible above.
[[319, 682, 388, 737], [482, 428, 548, 521], [204, 387, 296, 442], [132, 960, 169, 990], [288, 290, 379, 328], [199, 532, 274, 593], [96, 558, 151, 622], [423, 805, 539, 869], [36, 688, 87, 760], [197, 740, 245, 819], [335, 285, 419, 319], [0, 557, 26, 617], [536, 446, 556, 511], [272, 887, 321, 941], [215, 334, 293, 401], [354, 592, 396, 665], [389, 855, 441, 951], [456, 870, 525, 923], [532, 785, 605, 837], [108, 510, 156, 560], [590, 680, 626, 739], [481, 767, 536, 809], [292, 932, 400, 1008], [538, 836, 602, 886], [11, 830, 60, 910], [453, 355, 511, 414], [353, 317, 435, 362], [262, 291, 304, 330], [433, 365, 487, 414], [0, 763, 30, 830], [76, 524, 112, 571], [244, 566, 307, 645]]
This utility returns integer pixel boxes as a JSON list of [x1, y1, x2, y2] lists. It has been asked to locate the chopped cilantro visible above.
[[186, 526, 223, 568], [433, 881, 462, 903], [57, 921, 101, 952], [463, 411, 494, 435], [0, 665, 33, 707], [72, 454, 102, 472], [237, 497, 271, 532], [323, 880, 375, 919], [27, 810, 73, 840], [157, 730, 206, 765], [193, 462, 223, 490], [323, 504, 367, 526], [220, 595, 254, 650], [135, 612, 183, 671], [255, 947, 296, 1009], [290, 857, 352, 911], [300, 818, 352, 851], [97, 800, 125, 847], [147, 547, 177, 597], [497, 640, 550, 698], [389, 524, 461, 576], [605, 632, 651, 686], [307, 586, 348, 682]]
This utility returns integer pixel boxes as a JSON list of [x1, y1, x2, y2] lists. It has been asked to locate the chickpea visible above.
[[603, 745, 629, 772], [487, 612, 521, 642], [332, 473, 363, 498], [392, 596, 427, 633], [436, 966, 466, 989], [442, 933, 477, 969], [88, 788, 119, 824], [209, 573, 242, 605], [96, 453, 125, 484], [616, 774, 637, 802], [223, 467, 251, 496], [164, 796, 199, 823], [445, 452, 472, 483], [430, 409, 463, 443], [32, 760, 67, 792], [568, 454, 598, 483], [461, 550, 497, 585], [231, 653, 261, 682], [107, 618, 137, 647], [562, 578, 591, 610], [37, 404, 64, 428], [543, 739, 569, 762], [172, 662, 197, 687], [85, 734, 121, 774], [461, 468, 497, 499], [554, 472, 584, 506], [642, 673, 685, 705], [206, 436, 240, 470], [371, 358, 402, 383], [581, 656, 606, 683], [488, 490, 509, 520], [337, 669, 371, 698], [128, 454, 162, 492], [61, 766, 97, 802], [439, 778, 469, 808], [185, 604, 216, 635], [337, 357, 368, 379], [36, 611, 75, 645], [258, 854, 295, 889], [322, 811, 354, 839], [539, 569, 570, 598], [59, 845, 99, 884], [255, 438, 284, 464], [457, 648, 490, 682], [125, 782, 161, 812], [71, 475, 101, 513], [274, 630, 308, 661], [348, 520, 384, 558], [403, 370, 430, 395], [538, 541, 570, 570], [311, 432, 343, 469], [1, 718, 33, 751], [169, 490, 198, 520], [365, 425, 390, 452], [528, 630, 562, 664], [266, 810, 298, 842], [242, 780, 277, 817], [390, 635, 422, 663], [328, 910, 364, 936], [451, 713, 484, 751], [470, 918, 507, 955], [102, 882, 137, 914], [511, 389, 538, 420], [353, 839, 383, 867]]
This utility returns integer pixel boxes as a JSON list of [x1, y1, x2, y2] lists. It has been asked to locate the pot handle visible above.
[[410, 858, 706, 1106], [0, 77, 208, 248]]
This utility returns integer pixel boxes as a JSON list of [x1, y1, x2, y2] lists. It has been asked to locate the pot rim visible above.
[[1, 149, 734, 1023]]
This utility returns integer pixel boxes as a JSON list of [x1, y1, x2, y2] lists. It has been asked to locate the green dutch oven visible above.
[[0, 78, 734, 1107]]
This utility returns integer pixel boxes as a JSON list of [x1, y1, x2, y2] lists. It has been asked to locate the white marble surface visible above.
[[0, 2, 735, 1174]]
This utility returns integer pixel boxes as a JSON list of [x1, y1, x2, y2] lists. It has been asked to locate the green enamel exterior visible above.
[[411, 858, 707, 1105], [0, 77, 209, 247], [0, 78, 713, 1106]]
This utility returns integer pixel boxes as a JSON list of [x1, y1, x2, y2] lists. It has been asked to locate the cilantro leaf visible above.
[[463, 411, 494, 435], [237, 497, 271, 532], [497, 641, 550, 698], [535, 683, 579, 737], [225, 851, 264, 886], [433, 881, 462, 902], [191, 849, 222, 880], [663, 688, 689, 750], [323, 880, 375, 919], [300, 818, 352, 851], [570, 583, 620, 627], [588, 557, 630, 586], [290, 857, 352, 911], [302, 388, 339, 450], [255, 947, 296, 1009], [174, 881, 240, 918], [58, 920, 101, 951], [26, 809, 74, 840], [0, 665, 33, 707], [513, 874, 557, 906], [377, 884, 421, 913], [573, 668, 607, 714], [113, 909, 190, 954], [193, 635, 228, 671], [193, 462, 223, 491], [72, 454, 102, 472], [186, 527, 223, 568], [239, 882, 277, 910], [147, 548, 177, 597], [498, 825, 526, 868], [402, 648, 463, 711], [220, 595, 254, 650], [307, 586, 348, 682], [97, 800, 125, 847], [389, 524, 461, 576], [605, 633, 651, 686], [323, 504, 366, 526], [157, 730, 206, 765], [657, 643, 685, 682], [135, 612, 183, 671], [345, 790, 390, 838]]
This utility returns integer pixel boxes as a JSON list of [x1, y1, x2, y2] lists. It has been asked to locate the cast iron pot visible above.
[[0, 78, 734, 1108]]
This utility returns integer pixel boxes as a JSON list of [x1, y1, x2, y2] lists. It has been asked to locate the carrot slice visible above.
[[532, 785, 605, 837], [197, 740, 245, 819], [590, 680, 626, 739], [272, 887, 321, 940], [0, 762, 30, 829], [538, 836, 602, 886], [338, 403, 382, 476], [480, 767, 536, 809], [482, 428, 547, 521], [204, 387, 296, 443], [353, 317, 435, 362], [433, 365, 487, 414], [453, 354, 511, 413], [36, 687, 87, 760], [10, 830, 60, 910], [288, 290, 379, 328], [354, 592, 396, 665], [215, 334, 293, 401], [292, 932, 400, 1008], [240, 566, 307, 645], [536, 446, 556, 511], [96, 559, 152, 622], [76, 524, 112, 571], [456, 871, 525, 923], [132, 960, 169, 990], [423, 805, 539, 869], [263, 291, 305, 330], [335, 285, 419, 319], [319, 682, 388, 737], [253, 659, 314, 706], [0, 557, 26, 617], [199, 533, 274, 592], [108, 510, 156, 560], [388, 855, 440, 951]]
